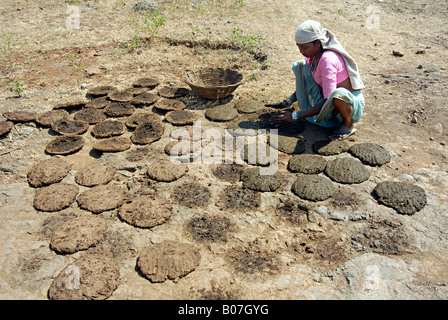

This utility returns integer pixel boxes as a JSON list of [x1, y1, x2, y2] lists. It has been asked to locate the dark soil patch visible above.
[[187, 216, 231, 242], [172, 182, 211, 208]]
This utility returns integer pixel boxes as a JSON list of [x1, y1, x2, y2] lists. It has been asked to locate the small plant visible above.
[[338, 8, 344, 14], [234, 0, 245, 6], [9, 79, 23, 96], [126, 35, 142, 52], [1, 34, 28, 59], [226, 27, 263, 54], [67, 53, 83, 72], [140, 9, 167, 40]]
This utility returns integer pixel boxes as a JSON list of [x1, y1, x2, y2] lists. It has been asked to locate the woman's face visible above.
[[297, 42, 320, 58]]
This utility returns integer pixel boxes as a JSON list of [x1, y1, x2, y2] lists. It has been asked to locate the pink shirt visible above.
[[305, 50, 349, 99]]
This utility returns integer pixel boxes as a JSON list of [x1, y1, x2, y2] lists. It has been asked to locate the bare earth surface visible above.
[[0, 0, 447, 300]]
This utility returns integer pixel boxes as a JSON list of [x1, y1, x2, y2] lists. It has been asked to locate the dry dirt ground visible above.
[[0, 0, 447, 300]]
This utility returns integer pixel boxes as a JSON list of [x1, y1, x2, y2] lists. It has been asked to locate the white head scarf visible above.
[[295, 20, 365, 90]]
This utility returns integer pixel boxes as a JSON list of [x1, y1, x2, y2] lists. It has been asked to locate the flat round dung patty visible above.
[[241, 142, 277, 166], [48, 253, 120, 300], [108, 91, 134, 102], [131, 121, 164, 144], [36, 109, 69, 127], [165, 110, 197, 125], [125, 112, 161, 129], [92, 136, 132, 152], [313, 140, 349, 156], [291, 174, 334, 201], [275, 135, 305, 154], [373, 181, 427, 215], [77, 184, 126, 213], [124, 86, 148, 96], [34, 182, 79, 212], [3, 111, 36, 122], [53, 100, 87, 110], [205, 105, 238, 122], [241, 167, 283, 192], [154, 99, 187, 111], [158, 86, 189, 98], [87, 85, 117, 97], [133, 77, 159, 88], [118, 195, 173, 228], [325, 157, 370, 184], [137, 240, 201, 283], [104, 102, 135, 117], [0, 121, 14, 136], [85, 96, 111, 109], [234, 99, 263, 113], [146, 159, 188, 182], [288, 154, 327, 174], [73, 108, 106, 124], [51, 119, 89, 135], [131, 93, 159, 105], [27, 157, 72, 187], [75, 160, 116, 186], [50, 215, 107, 254], [46, 135, 84, 155], [349, 143, 391, 166], [92, 119, 125, 138]]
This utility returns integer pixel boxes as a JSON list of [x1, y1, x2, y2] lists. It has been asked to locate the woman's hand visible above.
[[265, 99, 291, 109], [271, 110, 293, 127]]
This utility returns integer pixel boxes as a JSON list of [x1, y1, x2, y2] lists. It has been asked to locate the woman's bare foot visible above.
[[329, 124, 357, 141]]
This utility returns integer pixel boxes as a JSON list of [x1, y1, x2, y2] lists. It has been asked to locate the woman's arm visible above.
[[265, 92, 297, 108]]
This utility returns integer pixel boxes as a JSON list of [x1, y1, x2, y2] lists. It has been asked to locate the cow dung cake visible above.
[[205, 105, 238, 122], [118, 195, 173, 228], [349, 143, 391, 166], [27, 157, 72, 187], [92, 136, 132, 152], [288, 154, 327, 174], [104, 102, 135, 117], [130, 93, 159, 105], [154, 99, 187, 111], [291, 174, 334, 201], [73, 108, 107, 124], [133, 77, 159, 88], [75, 160, 116, 187], [241, 167, 283, 192], [275, 135, 306, 155], [373, 181, 427, 215], [50, 215, 107, 254], [131, 120, 164, 144], [108, 91, 134, 103], [146, 159, 188, 182], [3, 110, 36, 122], [51, 119, 89, 135], [158, 86, 189, 98], [137, 240, 201, 283], [36, 109, 69, 127], [87, 85, 117, 97], [92, 119, 125, 138], [125, 112, 161, 129], [325, 157, 370, 184], [46, 135, 84, 155], [85, 96, 111, 109], [165, 110, 197, 125], [313, 140, 349, 156], [0, 121, 14, 136], [77, 184, 126, 213], [48, 253, 120, 300], [33, 182, 79, 212]]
